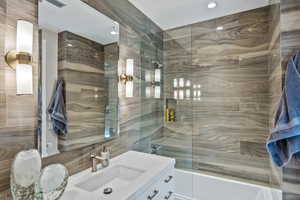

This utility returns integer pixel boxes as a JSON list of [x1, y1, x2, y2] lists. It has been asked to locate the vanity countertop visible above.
[[61, 151, 175, 200]]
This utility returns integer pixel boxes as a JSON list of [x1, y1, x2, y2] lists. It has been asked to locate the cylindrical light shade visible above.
[[15, 20, 33, 95], [154, 69, 161, 82], [174, 90, 178, 99], [179, 90, 184, 100], [126, 59, 134, 76], [186, 89, 190, 98], [16, 20, 33, 54], [125, 81, 133, 98], [179, 78, 184, 87], [145, 70, 151, 82], [154, 86, 160, 99], [146, 86, 151, 98], [186, 80, 191, 87], [198, 90, 201, 97], [16, 64, 33, 95], [173, 79, 178, 88]]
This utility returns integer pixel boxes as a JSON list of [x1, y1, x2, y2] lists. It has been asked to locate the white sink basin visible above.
[[60, 190, 86, 200], [75, 165, 145, 193], [61, 151, 175, 200]]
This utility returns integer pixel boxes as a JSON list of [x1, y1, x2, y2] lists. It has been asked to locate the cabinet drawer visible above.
[[160, 170, 175, 200], [136, 185, 160, 200], [162, 190, 174, 200], [136, 168, 175, 200], [162, 169, 175, 186]]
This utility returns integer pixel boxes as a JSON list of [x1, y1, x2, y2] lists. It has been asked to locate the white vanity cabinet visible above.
[[61, 151, 175, 200], [135, 167, 175, 200]]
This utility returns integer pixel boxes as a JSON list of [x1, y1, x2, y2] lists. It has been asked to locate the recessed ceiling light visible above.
[[208, 1, 217, 9], [216, 26, 223, 30]]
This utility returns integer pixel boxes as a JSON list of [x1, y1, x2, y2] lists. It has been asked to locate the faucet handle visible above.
[[102, 145, 108, 153], [90, 153, 97, 159]]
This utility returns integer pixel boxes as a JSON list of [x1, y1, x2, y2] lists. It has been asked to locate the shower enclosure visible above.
[[136, 3, 282, 193]]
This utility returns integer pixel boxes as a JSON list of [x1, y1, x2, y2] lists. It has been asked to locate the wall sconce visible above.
[[154, 86, 161, 99], [153, 69, 161, 98], [147, 68, 161, 98], [154, 68, 161, 82], [5, 20, 33, 95], [119, 59, 134, 98], [119, 59, 134, 84], [150, 68, 161, 87], [144, 61, 162, 98], [145, 70, 152, 82]]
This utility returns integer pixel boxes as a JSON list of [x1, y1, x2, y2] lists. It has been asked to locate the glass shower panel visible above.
[[148, 24, 194, 171], [133, 38, 164, 154]]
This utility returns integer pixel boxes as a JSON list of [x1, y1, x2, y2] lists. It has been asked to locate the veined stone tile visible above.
[[163, 6, 273, 185]]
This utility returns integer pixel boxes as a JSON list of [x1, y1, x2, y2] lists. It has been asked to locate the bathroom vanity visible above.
[[61, 151, 175, 200]]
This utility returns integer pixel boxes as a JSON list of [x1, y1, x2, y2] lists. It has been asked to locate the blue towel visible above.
[[267, 51, 300, 167], [48, 79, 68, 136]]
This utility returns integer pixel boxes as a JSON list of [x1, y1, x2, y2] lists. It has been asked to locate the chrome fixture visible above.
[[152, 60, 163, 68], [151, 144, 162, 154], [90, 154, 109, 172], [110, 24, 119, 35]]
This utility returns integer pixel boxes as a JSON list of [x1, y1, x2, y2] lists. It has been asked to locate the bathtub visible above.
[[174, 169, 282, 200]]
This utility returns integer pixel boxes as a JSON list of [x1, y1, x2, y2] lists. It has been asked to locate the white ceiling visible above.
[[39, 0, 119, 45], [128, 0, 270, 30]]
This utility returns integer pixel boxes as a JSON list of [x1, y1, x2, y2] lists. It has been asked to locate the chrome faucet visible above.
[[90, 154, 109, 172]]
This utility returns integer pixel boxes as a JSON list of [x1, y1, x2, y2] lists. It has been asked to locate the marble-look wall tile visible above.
[[268, 2, 282, 188], [0, 0, 38, 193], [160, 6, 273, 184], [0, 0, 163, 196], [281, 0, 300, 198], [58, 31, 106, 151]]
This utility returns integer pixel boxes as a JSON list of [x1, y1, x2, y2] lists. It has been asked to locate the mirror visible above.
[[38, 0, 120, 157]]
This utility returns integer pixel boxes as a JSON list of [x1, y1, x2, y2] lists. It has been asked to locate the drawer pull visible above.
[[164, 191, 173, 200], [147, 190, 159, 200], [164, 176, 173, 183]]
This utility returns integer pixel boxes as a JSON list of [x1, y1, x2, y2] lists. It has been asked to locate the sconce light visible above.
[[5, 20, 33, 95], [144, 61, 162, 98], [154, 68, 161, 82], [150, 68, 161, 87], [119, 59, 134, 98], [119, 59, 134, 84], [154, 86, 161, 99]]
